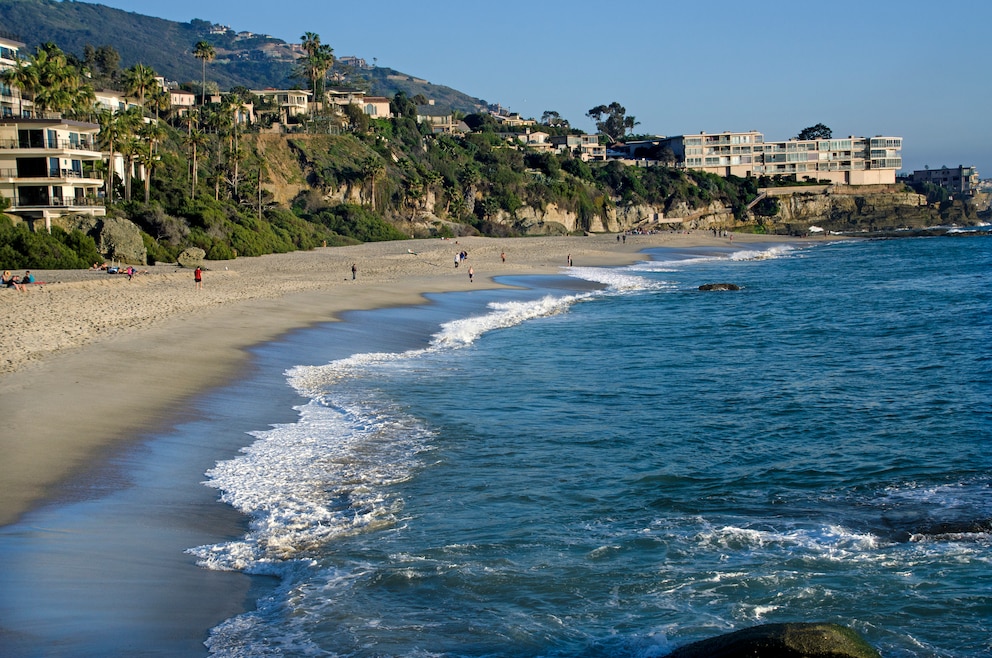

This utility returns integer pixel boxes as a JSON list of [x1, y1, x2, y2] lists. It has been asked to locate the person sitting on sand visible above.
[[2, 270, 26, 292], [21, 271, 33, 285]]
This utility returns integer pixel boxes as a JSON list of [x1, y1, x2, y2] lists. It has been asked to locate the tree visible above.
[[360, 156, 385, 210], [298, 32, 334, 118], [796, 123, 832, 140], [193, 40, 215, 106], [138, 120, 167, 203], [586, 102, 639, 142], [19, 43, 93, 117], [122, 63, 157, 113], [541, 110, 569, 129]]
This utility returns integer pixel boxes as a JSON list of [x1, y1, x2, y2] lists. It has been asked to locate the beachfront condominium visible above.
[[651, 131, 903, 185], [0, 36, 27, 119], [0, 117, 107, 231], [909, 165, 980, 196]]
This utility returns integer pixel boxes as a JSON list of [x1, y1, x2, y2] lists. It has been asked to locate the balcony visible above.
[[11, 195, 105, 209], [0, 167, 103, 180], [0, 137, 99, 152]]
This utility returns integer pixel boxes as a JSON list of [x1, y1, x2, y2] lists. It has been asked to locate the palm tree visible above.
[[146, 86, 171, 121], [97, 110, 123, 203], [97, 106, 141, 203], [119, 134, 140, 202], [299, 32, 333, 118], [193, 40, 215, 106], [122, 63, 157, 114], [185, 125, 208, 199], [137, 120, 167, 202], [360, 156, 385, 211]]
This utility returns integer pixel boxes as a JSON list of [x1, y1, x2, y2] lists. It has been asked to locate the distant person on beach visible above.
[[194, 266, 203, 290], [3, 270, 25, 292], [126, 266, 134, 281], [468, 266, 474, 283], [21, 271, 33, 285], [567, 254, 572, 267], [501, 251, 506, 263], [454, 254, 460, 268], [351, 263, 357, 280]]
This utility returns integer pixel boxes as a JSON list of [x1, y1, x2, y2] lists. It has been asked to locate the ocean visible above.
[[1, 234, 989, 657]]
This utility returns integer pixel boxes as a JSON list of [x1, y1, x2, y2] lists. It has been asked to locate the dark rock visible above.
[[699, 283, 741, 291], [664, 622, 881, 658]]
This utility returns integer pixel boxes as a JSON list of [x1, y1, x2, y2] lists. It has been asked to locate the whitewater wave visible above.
[[190, 273, 660, 573]]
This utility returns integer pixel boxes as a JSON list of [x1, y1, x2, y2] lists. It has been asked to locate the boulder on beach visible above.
[[97, 216, 147, 265], [699, 283, 741, 291], [177, 247, 206, 268], [664, 622, 881, 658]]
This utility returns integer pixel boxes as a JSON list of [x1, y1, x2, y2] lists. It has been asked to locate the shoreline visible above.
[[0, 232, 810, 526]]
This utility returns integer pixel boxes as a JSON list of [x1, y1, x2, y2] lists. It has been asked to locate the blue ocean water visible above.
[[187, 234, 991, 657]]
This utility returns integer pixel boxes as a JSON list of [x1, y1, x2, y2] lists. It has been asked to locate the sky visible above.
[[89, 0, 992, 176]]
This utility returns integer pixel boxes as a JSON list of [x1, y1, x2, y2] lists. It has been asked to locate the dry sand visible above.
[[0, 232, 802, 526]]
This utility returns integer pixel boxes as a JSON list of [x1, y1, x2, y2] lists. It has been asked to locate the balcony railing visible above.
[[0, 137, 99, 151], [12, 196, 105, 209], [0, 167, 104, 180]]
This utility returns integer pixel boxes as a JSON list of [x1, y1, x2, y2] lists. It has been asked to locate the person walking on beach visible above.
[[194, 266, 203, 290], [351, 263, 357, 280], [468, 266, 474, 283], [501, 251, 506, 263], [567, 254, 573, 267]]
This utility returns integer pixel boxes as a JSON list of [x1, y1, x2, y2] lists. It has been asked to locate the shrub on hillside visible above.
[[0, 217, 101, 269]]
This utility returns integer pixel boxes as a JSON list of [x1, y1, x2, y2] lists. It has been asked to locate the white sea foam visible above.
[[192, 288, 611, 574], [187, 395, 434, 573], [728, 244, 797, 261], [566, 265, 666, 292]]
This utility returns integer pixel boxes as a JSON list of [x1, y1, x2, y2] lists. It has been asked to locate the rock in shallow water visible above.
[[664, 622, 881, 658], [698, 283, 741, 291]]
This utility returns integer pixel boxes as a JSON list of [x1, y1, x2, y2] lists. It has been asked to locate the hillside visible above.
[[0, 0, 487, 112]]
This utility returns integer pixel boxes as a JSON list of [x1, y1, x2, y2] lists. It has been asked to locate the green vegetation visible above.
[[0, 216, 102, 269]]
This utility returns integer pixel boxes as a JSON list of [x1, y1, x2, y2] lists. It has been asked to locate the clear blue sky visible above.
[[91, 0, 992, 176]]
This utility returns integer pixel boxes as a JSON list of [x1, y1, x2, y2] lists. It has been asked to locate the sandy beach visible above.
[[0, 231, 801, 526]]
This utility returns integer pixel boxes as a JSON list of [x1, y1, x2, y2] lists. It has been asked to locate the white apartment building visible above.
[[0, 36, 28, 119], [0, 118, 106, 230], [659, 131, 903, 185]]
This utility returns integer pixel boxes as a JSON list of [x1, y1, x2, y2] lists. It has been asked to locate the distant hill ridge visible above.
[[0, 0, 487, 112]]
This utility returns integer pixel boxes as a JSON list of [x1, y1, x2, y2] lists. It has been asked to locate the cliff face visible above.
[[248, 136, 977, 236], [773, 186, 929, 232]]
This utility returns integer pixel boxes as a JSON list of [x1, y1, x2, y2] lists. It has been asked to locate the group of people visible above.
[[2, 270, 33, 292], [454, 250, 469, 267]]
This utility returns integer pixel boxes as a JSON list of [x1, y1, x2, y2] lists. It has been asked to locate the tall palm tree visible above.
[[146, 86, 171, 121], [122, 63, 157, 114], [299, 32, 333, 118], [97, 110, 123, 203], [185, 125, 208, 199], [360, 156, 385, 211], [137, 119, 167, 202], [193, 40, 215, 106]]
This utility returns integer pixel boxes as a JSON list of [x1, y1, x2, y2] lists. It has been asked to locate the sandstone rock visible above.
[[665, 622, 881, 658], [699, 283, 740, 291], [177, 247, 206, 268], [97, 216, 147, 265]]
